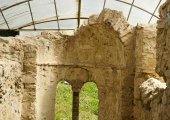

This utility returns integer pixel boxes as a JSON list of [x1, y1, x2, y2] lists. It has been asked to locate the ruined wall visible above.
[[0, 9, 131, 120], [133, 24, 162, 120], [34, 9, 135, 120], [0, 37, 38, 120], [0, 38, 24, 120], [133, 0, 170, 120], [154, 0, 170, 120], [21, 45, 37, 120], [0, 8, 165, 120]]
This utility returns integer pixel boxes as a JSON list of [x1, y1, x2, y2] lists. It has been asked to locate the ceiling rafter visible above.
[[77, 0, 81, 28], [15, 28, 75, 31], [16, 17, 88, 30], [0, 0, 162, 31], [148, 0, 162, 23], [103, 0, 107, 10], [0, 8, 10, 29], [127, 0, 135, 20], [116, 0, 159, 19], [27, 0, 35, 30], [1, 0, 32, 11], [53, 0, 60, 30]]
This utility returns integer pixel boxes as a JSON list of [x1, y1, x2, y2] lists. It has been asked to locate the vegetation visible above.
[[55, 81, 98, 120]]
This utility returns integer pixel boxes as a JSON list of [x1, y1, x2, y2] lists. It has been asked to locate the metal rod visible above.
[[148, 0, 162, 23], [77, 0, 81, 28], [0, 9, 10, 29], [53, 0, 60, 30], [1, 0, 33, 11], [17, 17, 88, 29], [27, 0, 36, 30], [116, 0, 159, 19], [127, 0, 135, 20], [13, 28, 75, 31], [103, 0, 107, 10]]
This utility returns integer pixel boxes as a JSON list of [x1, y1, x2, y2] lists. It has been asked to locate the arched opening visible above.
[[55, 80, 73, 120], [79, 82, 99, 119]]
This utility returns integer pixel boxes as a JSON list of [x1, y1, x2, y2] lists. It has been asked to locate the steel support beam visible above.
[[116, 0, 159, 19], [0, 8, 10, 29], [127, 0, 135, 20], [1, 0, 32, 11], [14, 28, 75, 31], [148, 0, 162, 23], [54, 0, 60, 30], [27, 0, 35, 30], [103, 0, 107, 10], [77, 0, 81, 28], [16, 17, 88, 29]]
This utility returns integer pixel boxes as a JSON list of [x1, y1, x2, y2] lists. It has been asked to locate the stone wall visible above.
[[0, 7, 167, 120], [21, 45, 37, 120], [21, 9, 135, 120], [155, 0, 170, 120], [0, 9, 136, 120], [133, 0, 170, 120], [0, 37, 38, 120], [0, 38, 23, 120], [134, 24, 156, 120]]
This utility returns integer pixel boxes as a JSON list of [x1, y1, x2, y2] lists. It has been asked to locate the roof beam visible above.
[[148, 0, 161, 23], [127, 0, 135, 20], [14, 28, 75, 31], [116, 0, 159, 19], [77, 0, 81, 28], [0, 8, 10, 29], [16, 17, 88, 29], [103, 0, 107, 10], [27, 0, 35, 30], [1, 0, 32, 11], [53, 0, 60, 30]]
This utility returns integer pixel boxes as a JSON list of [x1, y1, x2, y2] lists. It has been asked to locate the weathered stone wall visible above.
[[0, 37, 38, 120], [21, 45, 37, 120], [0, 9, 134, 120], [133, 0, 170, 120], [134, 24, 158, 120], [34, 9, 135, 120], [0, 38, 24, 120], [155, 0, 170, 120], [0, 7, 166, 120]]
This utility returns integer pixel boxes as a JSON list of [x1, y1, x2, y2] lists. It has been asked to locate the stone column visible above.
[[22, 45, 37, 120], [98, 87, 105, 120], [72, 91, 80, 120], [71, 81, 83, 120]]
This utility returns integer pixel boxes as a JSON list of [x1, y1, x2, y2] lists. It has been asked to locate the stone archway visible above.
[[55, 80, 73, 120], [79, 82, 99, 120]]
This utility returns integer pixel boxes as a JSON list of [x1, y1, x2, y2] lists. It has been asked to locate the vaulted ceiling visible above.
[[0, 0, 166, 31]]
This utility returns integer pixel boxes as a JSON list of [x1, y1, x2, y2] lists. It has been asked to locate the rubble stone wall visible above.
[[0, 7, 168, 120], [134, 24, 158, 120], [0, 38, 23, 120], [155, 0, 170, 120], [21, 45, 37, 120]]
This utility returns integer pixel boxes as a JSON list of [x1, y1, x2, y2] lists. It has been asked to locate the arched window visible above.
[[55, 80, 73, 120], [79, 82, 99, 120]]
